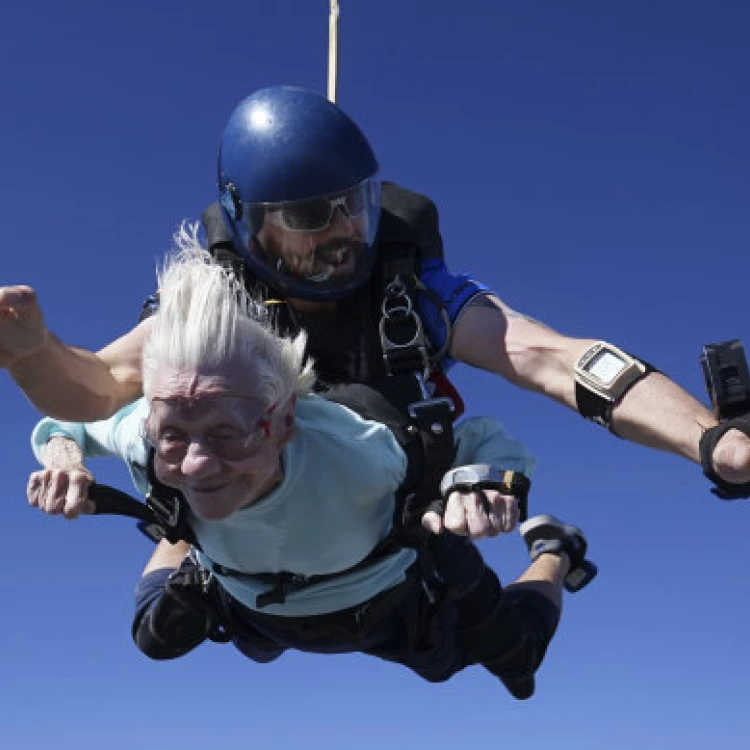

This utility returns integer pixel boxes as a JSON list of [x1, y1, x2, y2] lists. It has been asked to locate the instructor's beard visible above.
[[272, 237, 367, 284]]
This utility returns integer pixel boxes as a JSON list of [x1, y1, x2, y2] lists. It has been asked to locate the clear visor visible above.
[[228, 178, 381, 299]]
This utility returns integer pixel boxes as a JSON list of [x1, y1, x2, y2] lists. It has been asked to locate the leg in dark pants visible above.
[[427, 531, 563, 699]]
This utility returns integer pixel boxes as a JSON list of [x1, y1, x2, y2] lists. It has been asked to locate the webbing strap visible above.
[[144, 451, 199, 546], [206, 534, 404, 609]]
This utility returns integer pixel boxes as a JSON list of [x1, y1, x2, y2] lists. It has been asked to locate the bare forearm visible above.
[[9, 333, 125, 420], [451, 295, 715, 463], [609, 372, 715, 463], [508, 341, 714, 462], [450, 295, 593, 406], [30, 436, 94, 517], [9, 320, 147, 421], [41, 435, 86, 471], [502, 327, 718, 462], [142, 539, 191, 577]]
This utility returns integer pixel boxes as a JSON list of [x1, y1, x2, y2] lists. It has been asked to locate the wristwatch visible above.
[[574, 342, 651, 426]]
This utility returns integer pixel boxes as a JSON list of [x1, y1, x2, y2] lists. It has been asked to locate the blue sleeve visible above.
[[417, 257, 493, 371]]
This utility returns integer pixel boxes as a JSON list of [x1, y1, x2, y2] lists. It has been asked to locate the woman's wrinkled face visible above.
[[144, 364, 294, 521]]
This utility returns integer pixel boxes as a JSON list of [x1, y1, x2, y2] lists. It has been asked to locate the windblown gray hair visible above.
[[142, 222, 316, 407]]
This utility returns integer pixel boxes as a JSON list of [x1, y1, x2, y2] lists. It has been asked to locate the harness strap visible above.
[[375, 245, 457, 528], [205, 534, 405, 608], [144, 451, 199, 546], [88, 483, 163, 542]]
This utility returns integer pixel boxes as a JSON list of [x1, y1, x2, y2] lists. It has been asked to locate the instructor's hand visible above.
[[0, 285, 48, 368]]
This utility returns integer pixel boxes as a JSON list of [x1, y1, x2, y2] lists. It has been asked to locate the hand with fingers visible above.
[[27, 468, 96, 519], [422, 487, 519, 540], [422, 464, 530, 540], [27, 436, 95, 519], [711, 428, 750, 484]]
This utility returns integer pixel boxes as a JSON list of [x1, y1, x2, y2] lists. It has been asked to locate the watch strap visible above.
[[575, 381, 613, 426], [575, 355, 657, 430]]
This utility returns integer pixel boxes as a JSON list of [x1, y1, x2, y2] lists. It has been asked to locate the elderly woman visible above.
[[28, 238, 594, 699]]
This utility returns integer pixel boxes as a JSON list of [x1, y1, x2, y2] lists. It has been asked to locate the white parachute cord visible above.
[[328, 0, 340, 102]]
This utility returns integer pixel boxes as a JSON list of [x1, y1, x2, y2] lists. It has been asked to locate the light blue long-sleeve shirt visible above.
[[32, 394, 535, 616]]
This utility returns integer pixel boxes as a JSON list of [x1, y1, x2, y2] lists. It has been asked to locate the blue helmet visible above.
[[218, 86, 381, 301]]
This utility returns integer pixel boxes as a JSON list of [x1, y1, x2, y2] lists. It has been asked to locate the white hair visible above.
[[142, 222, 316, 407]]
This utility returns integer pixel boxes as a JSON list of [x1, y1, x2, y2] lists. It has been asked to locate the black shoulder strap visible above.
[[144, 450, 199, 546], [202, 202, 234, 254], [379, 182, 444, 262]]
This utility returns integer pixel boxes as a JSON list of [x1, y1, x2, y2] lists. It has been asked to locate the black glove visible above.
[[699, 418, 750, 500]]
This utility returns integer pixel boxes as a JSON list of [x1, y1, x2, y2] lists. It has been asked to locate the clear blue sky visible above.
[[1, 1, 749, 748]]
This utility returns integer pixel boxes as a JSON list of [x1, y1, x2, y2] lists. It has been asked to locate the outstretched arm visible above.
[[1, 285, 148, 420], [450, 294, 749, 484]]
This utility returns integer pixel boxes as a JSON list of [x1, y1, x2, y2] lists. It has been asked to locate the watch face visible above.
[[586, 350, 627, 385]]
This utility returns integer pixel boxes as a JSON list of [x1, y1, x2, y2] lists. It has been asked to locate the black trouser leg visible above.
[[133, 598, 210, 660], [457, 567, 560, 685], [132, 561, 227, 660], [428, 533, 560, 697]]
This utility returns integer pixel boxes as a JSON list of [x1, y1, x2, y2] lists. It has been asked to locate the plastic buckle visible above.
[[146, 491, 182, 527], [408, 396, 455, 421], [255, 587, 287, 608], [564, 560, 598, 593], [405, 372, 455, 418], [136, 521, 166, 544], [255, 575, 310, 608]]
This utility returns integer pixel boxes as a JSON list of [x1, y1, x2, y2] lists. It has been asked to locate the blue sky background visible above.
[[1, 1, 749, 747]]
